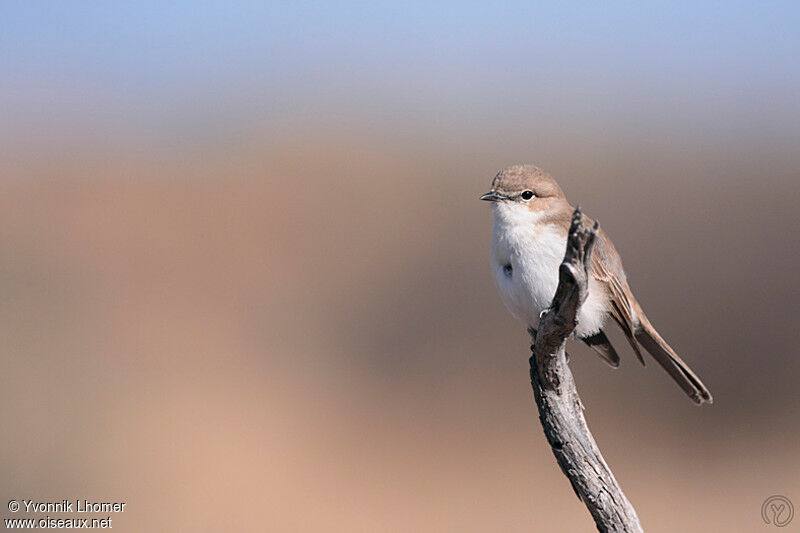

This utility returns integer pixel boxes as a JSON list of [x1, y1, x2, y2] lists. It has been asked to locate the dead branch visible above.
[[529, 206, 643, 532]]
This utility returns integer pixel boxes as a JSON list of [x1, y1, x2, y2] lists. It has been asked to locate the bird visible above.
[[481, 164, 712, 404]]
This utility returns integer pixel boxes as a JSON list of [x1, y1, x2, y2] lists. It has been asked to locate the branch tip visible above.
[[527, 207, 642, 532]]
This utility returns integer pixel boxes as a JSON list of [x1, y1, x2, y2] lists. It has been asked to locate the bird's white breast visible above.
[[490, 202, 607, 336]]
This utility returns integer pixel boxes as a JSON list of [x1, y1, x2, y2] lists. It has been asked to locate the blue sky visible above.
[[4, 2, 797, 77], [3, 1, 799, 149]]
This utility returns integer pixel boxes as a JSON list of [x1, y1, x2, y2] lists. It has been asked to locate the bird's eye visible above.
[[520, 190, 534, 200]]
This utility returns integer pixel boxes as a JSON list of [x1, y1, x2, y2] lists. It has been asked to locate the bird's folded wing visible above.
[[590, 230, 646, 364]]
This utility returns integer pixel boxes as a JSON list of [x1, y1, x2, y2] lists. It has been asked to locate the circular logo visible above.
[[762, 495, 794, 527]]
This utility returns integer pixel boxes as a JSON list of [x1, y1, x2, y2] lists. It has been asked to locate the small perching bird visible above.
[[482, 164, 712, 404]]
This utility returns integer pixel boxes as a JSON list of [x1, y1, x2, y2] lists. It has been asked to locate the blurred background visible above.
[[2, 2, 799, 531]]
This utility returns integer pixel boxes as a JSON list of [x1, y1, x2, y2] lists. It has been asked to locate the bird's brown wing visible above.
[[589, 225, 712, 404], [589, 229, 646, 365]]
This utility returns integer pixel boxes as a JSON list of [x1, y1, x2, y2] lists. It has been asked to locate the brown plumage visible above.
[[589, 223, 713, 404], [484, 164, 713, 405]]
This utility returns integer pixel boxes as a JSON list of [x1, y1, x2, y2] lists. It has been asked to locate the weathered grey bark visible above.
[[529, 207, 643, 532]]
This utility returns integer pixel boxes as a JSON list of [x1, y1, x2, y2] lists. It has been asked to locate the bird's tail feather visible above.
[[582, 330, 621, 368], [634, 318, 713, 405]]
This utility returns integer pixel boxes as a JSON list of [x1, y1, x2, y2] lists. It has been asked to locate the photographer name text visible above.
[[16, 500, 125, 514]]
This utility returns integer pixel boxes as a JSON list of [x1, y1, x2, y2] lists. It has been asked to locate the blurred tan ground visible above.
[[1, 127, 799, 531]]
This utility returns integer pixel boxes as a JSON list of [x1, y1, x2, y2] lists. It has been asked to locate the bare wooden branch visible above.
[[529, 206, 643, 532]]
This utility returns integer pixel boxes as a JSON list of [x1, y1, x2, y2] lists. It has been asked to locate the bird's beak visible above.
[[480, 191, 505, 202]]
